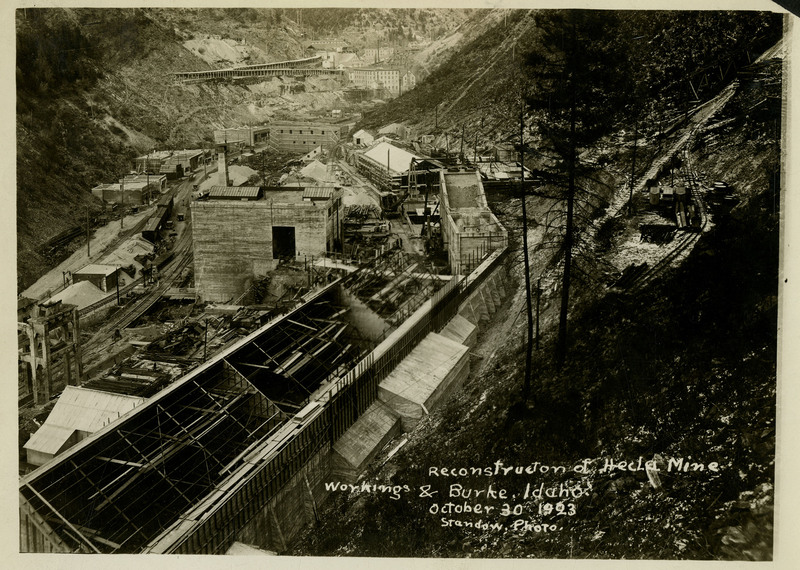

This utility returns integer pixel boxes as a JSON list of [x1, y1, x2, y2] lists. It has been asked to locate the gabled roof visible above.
[[24, 386, 146, 455], [46, 281, 106, 311], [378, 123, 405, 134], [362, 141, 421, 175], [299, 160, 332, 183]]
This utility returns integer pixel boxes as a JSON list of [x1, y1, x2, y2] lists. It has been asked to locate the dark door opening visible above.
[[272, 226, 296, 260]]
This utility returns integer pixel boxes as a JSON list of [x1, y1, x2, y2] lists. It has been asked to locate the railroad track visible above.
[[81, 208, 195, 358], [105, 252, 194, 332], [627, 153, 708, 293]]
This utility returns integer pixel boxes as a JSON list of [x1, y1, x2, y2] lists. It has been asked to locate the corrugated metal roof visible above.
[[24, 386, 146, 455], [209, 186, 261, 199], [302, 187, 335, 200]]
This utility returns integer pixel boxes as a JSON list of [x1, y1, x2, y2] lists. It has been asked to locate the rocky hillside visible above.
[[356, 10, 781, 152]]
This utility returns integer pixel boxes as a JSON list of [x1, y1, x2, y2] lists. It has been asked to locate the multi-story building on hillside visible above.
[[192, 186, 344, 302], [269, 120, 349, 154], [362, 47, 395, 64], [348, 68, 404, 95], [402, 71, 417, 91]]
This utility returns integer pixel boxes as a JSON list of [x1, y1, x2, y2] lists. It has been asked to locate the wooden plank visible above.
[[286, 318, 316, 331], [95, 457, 144, 468]]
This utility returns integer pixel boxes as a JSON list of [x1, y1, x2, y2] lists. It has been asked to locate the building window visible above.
[[321, 131, 325, 135], [310, 130, 314, 134], [290, 130, 293, 134], [300, 130, 303, 134]]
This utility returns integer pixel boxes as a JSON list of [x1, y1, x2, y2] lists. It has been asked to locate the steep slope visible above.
[[291, 15, 782, 561], [356, 10, 780, 153]]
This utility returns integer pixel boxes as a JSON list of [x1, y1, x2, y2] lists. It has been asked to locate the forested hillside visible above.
[[293, 9, 783, 560]]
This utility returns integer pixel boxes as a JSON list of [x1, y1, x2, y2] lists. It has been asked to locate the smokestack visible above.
[[217, 143, 229, 186]]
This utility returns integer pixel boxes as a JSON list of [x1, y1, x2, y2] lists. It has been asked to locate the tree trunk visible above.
[[556, 49, 577, 370], [520, 107, 534, 399]]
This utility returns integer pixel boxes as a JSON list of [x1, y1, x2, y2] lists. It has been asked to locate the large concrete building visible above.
[[269, 120, 348, 154], [348, 67, 404, 95], [192, 186, 344, 302], [439, 170, 508, 275]]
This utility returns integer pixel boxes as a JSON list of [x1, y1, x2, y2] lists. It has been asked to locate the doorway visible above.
[[272, 226, 296, 260]]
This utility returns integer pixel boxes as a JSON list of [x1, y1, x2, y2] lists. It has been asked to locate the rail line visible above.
[[627, 153, 709, 293]]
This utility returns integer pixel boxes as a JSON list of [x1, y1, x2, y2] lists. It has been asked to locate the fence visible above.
[[456, 231, 507, 276]]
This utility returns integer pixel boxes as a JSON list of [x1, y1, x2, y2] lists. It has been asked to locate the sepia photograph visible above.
[[10, 0, 793, 564]]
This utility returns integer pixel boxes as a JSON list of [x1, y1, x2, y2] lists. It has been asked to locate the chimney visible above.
[[217, 143, 229, 186]]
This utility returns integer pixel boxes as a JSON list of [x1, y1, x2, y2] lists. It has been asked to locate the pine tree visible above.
[[524, 10, 631, 368]]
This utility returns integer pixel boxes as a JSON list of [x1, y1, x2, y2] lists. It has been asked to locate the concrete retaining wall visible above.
[[234, 445, 331, 552]]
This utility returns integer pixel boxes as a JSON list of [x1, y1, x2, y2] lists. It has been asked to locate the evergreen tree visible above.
[[524, 10, 631, 368]]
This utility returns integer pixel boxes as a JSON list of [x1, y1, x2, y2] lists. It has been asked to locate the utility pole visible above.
[[203, 319, 208, 361], [535, 277, 541, 350], [202, 141, 207, 180], [519, 103, 534, 400], [460, 124, 465, 163], [116, 268, 120, 305], [86, 207, 90, 257], [145, 151, 150, 205], [120, 176, 125, 229]]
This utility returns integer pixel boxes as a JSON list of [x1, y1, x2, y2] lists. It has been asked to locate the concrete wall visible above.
[[270, 122, 346, 153], [234, 446, 331, 552], [192, 199, 340, 303], [440, 171, 508, 274]]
